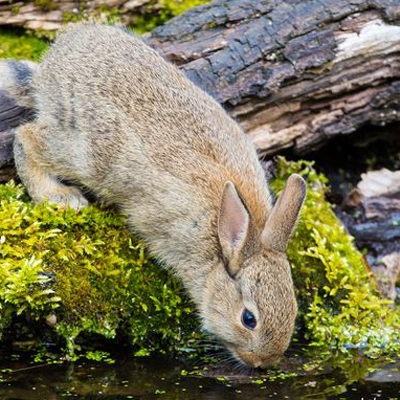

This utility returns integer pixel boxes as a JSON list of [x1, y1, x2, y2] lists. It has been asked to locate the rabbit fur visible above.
[[0, 23, 306, 368]]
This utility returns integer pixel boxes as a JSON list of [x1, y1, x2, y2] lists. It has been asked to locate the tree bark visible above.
[[1, 0, 400, 178], [146, 0, 400, 156]]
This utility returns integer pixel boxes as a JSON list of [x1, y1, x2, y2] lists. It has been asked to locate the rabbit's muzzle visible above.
[[236, 350, 281, 369]]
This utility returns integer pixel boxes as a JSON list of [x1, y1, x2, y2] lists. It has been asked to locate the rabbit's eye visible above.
[[241, 309, 257, 330]]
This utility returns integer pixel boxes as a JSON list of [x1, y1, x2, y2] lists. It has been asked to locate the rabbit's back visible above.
[[33, 23, 272, 266]]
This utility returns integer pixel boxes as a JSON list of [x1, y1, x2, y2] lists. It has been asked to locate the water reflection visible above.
[[0, 351, 400, 399]]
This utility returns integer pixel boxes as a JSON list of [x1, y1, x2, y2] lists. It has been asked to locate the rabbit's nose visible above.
[[237, 349, 282, 369], [236, 350, 265, 368]]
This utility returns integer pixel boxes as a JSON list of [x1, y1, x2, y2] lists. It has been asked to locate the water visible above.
[[1, 349, 400, 400]]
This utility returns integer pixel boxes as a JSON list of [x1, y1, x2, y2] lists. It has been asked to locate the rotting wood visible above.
[[146, 0, 400, 156], [2, 0, 400, 175]]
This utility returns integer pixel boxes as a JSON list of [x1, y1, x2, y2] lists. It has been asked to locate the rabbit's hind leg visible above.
[[13, 122, 88, 210]]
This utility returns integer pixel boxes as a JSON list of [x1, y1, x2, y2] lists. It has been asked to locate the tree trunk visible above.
[[1, 0, 400, 177]]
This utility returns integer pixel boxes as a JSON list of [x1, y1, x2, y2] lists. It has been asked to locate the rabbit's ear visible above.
[[218, 181, 249, 277], [262, 174, 306, 252]]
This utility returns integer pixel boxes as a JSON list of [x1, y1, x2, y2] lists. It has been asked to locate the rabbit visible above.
[[0, 23, 306, 369]]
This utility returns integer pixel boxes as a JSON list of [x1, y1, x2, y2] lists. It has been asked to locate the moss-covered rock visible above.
[[0, 183, 198, 355], [273, 157, 400, 354], [0, 159, 399, 357]]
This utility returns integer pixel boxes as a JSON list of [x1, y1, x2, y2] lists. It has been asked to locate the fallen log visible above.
[[1, 0, 400, 174], [147, 0, 400, 155]]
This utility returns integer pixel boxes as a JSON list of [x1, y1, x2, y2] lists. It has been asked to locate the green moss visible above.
[[272, 157, 400, 353], [62, 11, 85, 24], [11, 6, 21, 15], [34, 0, 56, 11], [0, 159, 399, 357], [161, 0, 209, 16], [131, 0, 211, 34], [0, 182, 198, 354], [62, 0, 211, 34], [131, 12, 169, 34], [0, 0, 210, 56], [62, 2, 89, 25], [0, 28, 48, 61]]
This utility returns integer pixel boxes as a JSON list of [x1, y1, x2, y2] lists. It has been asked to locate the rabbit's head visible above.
[[201, 174, 306, 369]]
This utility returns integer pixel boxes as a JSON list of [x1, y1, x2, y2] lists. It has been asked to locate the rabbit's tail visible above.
[[0, 59, 38, 109]]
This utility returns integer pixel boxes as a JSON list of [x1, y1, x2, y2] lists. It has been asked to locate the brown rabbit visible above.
[[0, 23, 306, 368]]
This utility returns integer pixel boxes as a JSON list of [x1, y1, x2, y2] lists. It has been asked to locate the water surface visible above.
[[0, 350, 399, 399]]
